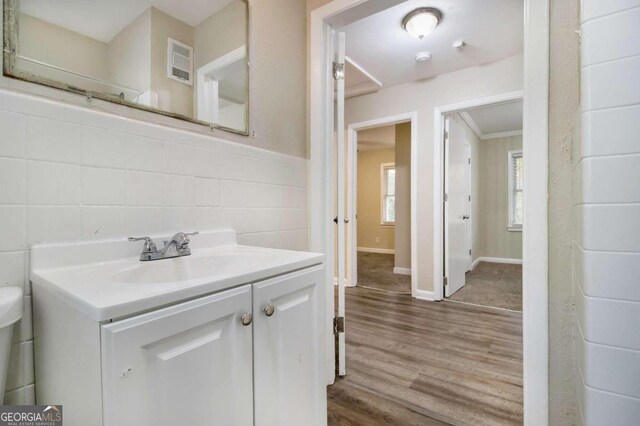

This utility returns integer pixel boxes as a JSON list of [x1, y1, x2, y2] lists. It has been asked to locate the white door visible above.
[[101, 285, 254, 426], [445, 118, 471, 297], [465, 143, 472, 271], [253, 266, 324, 426], [334, 32, 348, 377]]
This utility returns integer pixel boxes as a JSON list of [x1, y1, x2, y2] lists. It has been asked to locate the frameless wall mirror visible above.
[[3, 0, 250, 135]]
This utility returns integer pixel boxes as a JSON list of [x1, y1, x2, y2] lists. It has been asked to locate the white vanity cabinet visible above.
[[32, 231, 326, 425], [33, 253, 325, 426], [101, 285, 254, 426], [253, 267, 323, 426]]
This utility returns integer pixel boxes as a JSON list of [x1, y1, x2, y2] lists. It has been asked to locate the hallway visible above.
[[327, 287, 523, 425]]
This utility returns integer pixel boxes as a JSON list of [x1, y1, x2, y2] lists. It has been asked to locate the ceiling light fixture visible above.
[[402, 8, 442, 40], [415, 51, 432, 63]]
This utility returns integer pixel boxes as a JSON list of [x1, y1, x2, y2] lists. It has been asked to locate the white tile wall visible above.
[[578, 2, 640, 424], [0, 88, 308, 403]]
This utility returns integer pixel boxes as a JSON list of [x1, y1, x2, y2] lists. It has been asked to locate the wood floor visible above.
[[327, 287, 523, 426]]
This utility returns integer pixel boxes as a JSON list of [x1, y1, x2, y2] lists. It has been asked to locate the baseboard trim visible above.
[[473, 257, 523, 269], [357, 247, 395, 254], [393, 267, 411, 276], [413, 289, 436, 301]]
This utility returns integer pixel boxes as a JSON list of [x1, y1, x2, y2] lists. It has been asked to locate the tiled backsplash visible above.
[[0, 88, 308, 404]]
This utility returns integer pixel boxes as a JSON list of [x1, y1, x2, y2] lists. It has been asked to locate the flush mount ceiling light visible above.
[[402, 8, 442, 40]]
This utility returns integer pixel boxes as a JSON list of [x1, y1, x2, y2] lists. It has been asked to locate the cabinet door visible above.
[[101, 285, 253, 426], [253, 265, 326, 426]]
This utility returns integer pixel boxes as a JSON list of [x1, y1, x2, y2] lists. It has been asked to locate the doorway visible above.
[[310, 0, 550, 422], [345, 115, 417, 296], [441, 98, 524, 312]]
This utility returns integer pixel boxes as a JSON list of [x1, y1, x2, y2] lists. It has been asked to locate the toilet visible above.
[[0, 287, 23, 402]]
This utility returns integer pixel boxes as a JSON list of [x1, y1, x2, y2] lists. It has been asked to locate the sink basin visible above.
[[31, 229, 323, 321], [86, 251, 280, 285]]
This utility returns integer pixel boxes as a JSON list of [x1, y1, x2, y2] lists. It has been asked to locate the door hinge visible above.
[[333, 316, 345, 334], [444, 193, 448, 202], [444, 130, 449, 140], [443, 277, 448, 286], [332, 61, 345, 80], [468, 158, 471, 164], [469, 195, 471, 201], [469, 249, 472, 256]]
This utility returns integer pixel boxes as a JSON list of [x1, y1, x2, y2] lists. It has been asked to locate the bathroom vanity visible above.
[[30, 229, 326, 426]]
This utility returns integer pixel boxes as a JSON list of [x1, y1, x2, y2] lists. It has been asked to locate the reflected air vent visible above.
[[167, 38, 193, 85]]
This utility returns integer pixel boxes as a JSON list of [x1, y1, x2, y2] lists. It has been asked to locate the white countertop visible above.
[[30, 229, 323, 321]]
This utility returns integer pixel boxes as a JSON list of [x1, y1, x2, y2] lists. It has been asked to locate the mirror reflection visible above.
[[8, 0, 249, 134]]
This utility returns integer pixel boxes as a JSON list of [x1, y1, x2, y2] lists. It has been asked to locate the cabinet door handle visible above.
[[241, 312, 253, 326], [263, 304, 275, 317]]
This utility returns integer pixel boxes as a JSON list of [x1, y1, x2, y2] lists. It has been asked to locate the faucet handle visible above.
[[128, 236, 157, 253], [175, 231, 199, 248]]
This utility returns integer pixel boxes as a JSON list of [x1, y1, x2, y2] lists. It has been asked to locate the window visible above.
[[508, 150, 523, 230], [381, 163, 395, 225]]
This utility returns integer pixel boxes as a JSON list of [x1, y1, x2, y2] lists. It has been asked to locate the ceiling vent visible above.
[[167, 38, 193, 85]]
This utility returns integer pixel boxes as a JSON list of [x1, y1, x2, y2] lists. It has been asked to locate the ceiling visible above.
[[357, 125, 396, 151], [20, 0, 234, 43], [460, 99, 523, 139], [343, 0, 523, 94]]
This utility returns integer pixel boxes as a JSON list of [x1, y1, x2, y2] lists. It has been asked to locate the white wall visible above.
[[576, 1, 640, 424], [345, 54, 523, 293]]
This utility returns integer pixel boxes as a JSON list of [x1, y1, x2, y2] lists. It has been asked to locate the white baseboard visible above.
[[473, 257, 523, 268], [471, 257, 482, 270], [393, 267, 411, 276], [357, 247, 395, 254], [413, 289, 436, 301]]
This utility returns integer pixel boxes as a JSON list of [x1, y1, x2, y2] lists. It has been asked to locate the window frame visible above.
[[380, 162, 396, 226], [507, 149, 523, 231]]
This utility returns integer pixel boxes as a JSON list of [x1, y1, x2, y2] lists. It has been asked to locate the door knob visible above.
[[241, 313, 253, 326], [344, 217, 350, 223], [263, 304, 275, 317], [462, 215, 470, 220]]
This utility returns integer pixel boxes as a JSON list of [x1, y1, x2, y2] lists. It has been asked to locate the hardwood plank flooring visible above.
[[328, 287, 523, 425]]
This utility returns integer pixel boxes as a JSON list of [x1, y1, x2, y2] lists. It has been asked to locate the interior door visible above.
[[253, 266, 324, 426], [334, 31, 347, 377], [101, 285, 253, 426], [445, 118, 470, 297]]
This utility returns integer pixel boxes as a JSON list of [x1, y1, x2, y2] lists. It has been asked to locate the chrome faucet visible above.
[[128, 231, 199, 261]]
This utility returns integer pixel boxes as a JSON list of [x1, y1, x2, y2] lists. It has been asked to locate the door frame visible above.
[[196, 46, 246, 123], [346, 112, 418, 297], [435, 90, 523, 301], [310, 0, 549, 424]]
